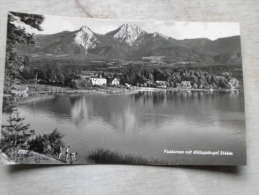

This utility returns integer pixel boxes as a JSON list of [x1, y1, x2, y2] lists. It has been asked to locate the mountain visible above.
[[74, 26, 101, 50], [179, 38, 211, 50], [106, 23, 147, 47], [23, 26, 111, 58], [18, 23, 242, 65]]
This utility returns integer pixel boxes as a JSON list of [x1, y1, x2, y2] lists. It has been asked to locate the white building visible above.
[[107, 78, 120, 86], [11, 85, 29, 97], [90, 78, 107, 86]]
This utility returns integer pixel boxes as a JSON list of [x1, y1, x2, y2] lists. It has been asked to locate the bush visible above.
[[28, 129, 65, 156], [28, 135, 50, 154], [69, 79, 90, 89], [88, 148, 171, 165]]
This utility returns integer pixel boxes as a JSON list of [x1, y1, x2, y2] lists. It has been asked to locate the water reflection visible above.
[[133, 91, 244, 111], [20, 91, 245, 135], [130, 91, 244, 132], [70, 96, 89, 125], [10, 90, 246, 164]]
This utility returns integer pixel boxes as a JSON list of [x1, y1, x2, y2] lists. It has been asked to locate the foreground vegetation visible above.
[[88, 148, 174, 165], [0, 110, 65, 163]]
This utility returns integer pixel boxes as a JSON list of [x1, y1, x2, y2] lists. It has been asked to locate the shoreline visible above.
[[13, 86, 139, 105], [4, 84, 241, 106], [27, 84, 239, 95]]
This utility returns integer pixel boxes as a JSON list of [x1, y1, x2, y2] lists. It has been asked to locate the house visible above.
[[11, 85, 29, 97], [90, 78, 107, 86], [180, 81, 192, 89], [107, 78, 120, 86], [155, 81, 167, 88]]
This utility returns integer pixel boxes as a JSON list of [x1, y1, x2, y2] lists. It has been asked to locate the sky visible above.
[[16, 14, 240, 40]]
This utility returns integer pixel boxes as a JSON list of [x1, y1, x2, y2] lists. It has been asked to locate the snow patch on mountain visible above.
[[113, 23, 146, 46], [74, 26, 100, 51]]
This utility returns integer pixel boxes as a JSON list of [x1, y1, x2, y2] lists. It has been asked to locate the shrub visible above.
[[28, 129, 65, 156], [88, 148, 171, 165]]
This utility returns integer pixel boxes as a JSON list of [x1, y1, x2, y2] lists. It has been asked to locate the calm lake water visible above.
[[3, 90, 246, 165]]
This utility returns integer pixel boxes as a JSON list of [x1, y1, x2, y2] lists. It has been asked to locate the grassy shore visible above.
[[0, 150, 65, 164], [16, 151, 65, 164], [87, 149, 174, 165]]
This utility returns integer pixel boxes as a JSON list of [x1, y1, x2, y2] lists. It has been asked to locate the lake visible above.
[[2, 90, 246, 165]]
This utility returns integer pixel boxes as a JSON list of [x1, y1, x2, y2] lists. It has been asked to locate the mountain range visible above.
[[19, 23, 242, 65]]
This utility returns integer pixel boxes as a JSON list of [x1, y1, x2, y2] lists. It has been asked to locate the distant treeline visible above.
[[15, 59, 242, 89], [119, 64, 240, 89]]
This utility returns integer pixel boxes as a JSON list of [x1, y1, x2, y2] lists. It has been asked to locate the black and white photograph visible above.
[[1, 11, 246, 165]]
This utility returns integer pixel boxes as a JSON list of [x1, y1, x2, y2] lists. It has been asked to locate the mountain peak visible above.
[[74, 26, 99, 51], [79, 26, 94, 34], [118, 23, 144, 35], [120, 23, 140, 29], [109, 23, 146, 46]]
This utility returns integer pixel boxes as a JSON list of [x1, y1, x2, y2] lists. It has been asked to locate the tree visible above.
[[1, 111, 35, 157], [1, 111, 65, 159], [20, 66, 31, 79], [5, 12, 44, 91], [6, 12, 44, 56], [58, 73, 65, 84], [28, 129, 65, 156], [218, 76, 229, 88]]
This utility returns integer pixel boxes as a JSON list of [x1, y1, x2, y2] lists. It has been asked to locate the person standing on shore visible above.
[[70, 152, 78, 161], [58, 145, 63, 159], [65, 146, 70, 161]]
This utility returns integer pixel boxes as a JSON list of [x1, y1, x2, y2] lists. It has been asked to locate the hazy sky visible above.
[[19, 14, 240, 40]]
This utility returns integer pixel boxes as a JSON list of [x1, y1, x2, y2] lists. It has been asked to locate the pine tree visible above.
[[1, 111, 35, 157]]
